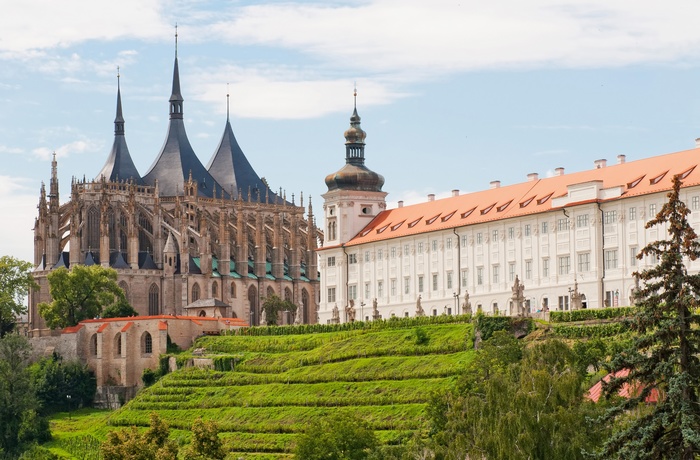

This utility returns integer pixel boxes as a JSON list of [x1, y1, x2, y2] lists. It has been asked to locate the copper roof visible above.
[[342, 148, 700, 247]]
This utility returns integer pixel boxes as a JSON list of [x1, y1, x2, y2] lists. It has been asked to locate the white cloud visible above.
[[32, 139, 101, 161], [388, 188, 459, 209], [0, 176, 37, 262]]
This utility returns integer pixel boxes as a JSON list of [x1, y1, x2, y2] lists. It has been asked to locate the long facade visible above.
[[319, 106, 700, 323], [29, 51, 320, 334]]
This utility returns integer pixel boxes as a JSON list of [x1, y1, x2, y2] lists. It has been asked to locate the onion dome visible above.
[[325, 97, 384, 192]]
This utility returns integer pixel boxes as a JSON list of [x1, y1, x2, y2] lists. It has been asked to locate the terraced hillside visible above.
[[107, 318, 475, 459]]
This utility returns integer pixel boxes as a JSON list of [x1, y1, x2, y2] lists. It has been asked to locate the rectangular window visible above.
[[649, 204, 656, 216], [492, 265, 499, 283], [508, 227, 514, 240], [364, 282, 370, 299], [446, 238, 452, 249], [508, 263, 515, 282], [377, 281, 383, 297], [604, 210, 617, 225], [577, 214, 589, 228], [605, 249, 618, 270], [432, 274, 438, 291], [461, 269, 468, 288], [447, 272, 453, 289], [391, 279, 396, 296], [327, 256, 336, 267], [558, 295, 569, 311], [630, 246, 638, 266], [461, 235, 468, 247], [432, 240, 438, 251], [628, 207, 636, 221], [418, 242, 424, 253], [557, 218, 570, 232], [524, 224, 531, 237], [477, 267, 484, 285], [404, 244, 410, 256], [476, 232, 482, 244], [558, 256, 570, 275], [578, 252, 590, 272], [492, 230, 499, 242], [525, 260, 532, 280], [348, 254, 357, 264], [542, 222, 548, 234], [327, 287, 336, 303], [377, 249, 383, 261], [404, 277, 410, 294], [542, 258, 549, 277], [390, 247, 396, 259], [418, 276, 424, 293], [348, 285, 357, 300], [364, 251, 370, 262], [693, 196, 700, 211]]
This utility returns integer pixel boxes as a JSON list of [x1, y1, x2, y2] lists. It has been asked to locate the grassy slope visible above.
[[51, 321, 475, 459]]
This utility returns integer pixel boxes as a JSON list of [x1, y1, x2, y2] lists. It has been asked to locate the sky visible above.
[[3, 0, 700, 264]]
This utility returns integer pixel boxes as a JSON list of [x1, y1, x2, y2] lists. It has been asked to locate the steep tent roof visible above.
[[142, 53, 227, 199], [96, 74, 143, 184], [207, 116, 280, 202]]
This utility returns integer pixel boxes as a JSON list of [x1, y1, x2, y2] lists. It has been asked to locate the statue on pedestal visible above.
[[415, 295, 425, 316], [332, 304, 340, 324], [511, 275, 527, 317], [372, 298, 380, 320], [570, 281, 583, 311], [260, 307, 267, 326], [345, 299, 357, 322], [462, 291, 472, 316], [294, 304, 303, 325]]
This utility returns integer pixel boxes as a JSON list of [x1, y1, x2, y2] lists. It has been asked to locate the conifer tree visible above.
[[599, 175, 700, 459]]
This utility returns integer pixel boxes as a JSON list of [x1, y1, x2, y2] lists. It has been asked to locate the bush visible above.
[[414, 328, 429, 346], [142, 368, 157, 387]]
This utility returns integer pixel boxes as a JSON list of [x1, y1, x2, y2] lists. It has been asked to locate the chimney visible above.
[[398, 200, 404, 208], [452, 189, 460, 197], [428, 194, 435, 202], [617, 154, 626, 164], [594, 159, 607, 169], [554, 167, 564, 176], [527, 172, 539, 182], [696, 138, 700, 148], [490, 180, 501, 189]]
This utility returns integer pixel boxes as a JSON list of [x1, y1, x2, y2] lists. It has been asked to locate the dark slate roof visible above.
[[53, 252, 69, 270], [206, 119, 280, 202], [142, 56, 227, 199], [138, 252, 158, 270], [84, 252, 97, 266], [96, 79, 144, 184], [110, 252, 130, 269]]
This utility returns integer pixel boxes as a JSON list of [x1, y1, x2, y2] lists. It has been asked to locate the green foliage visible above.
[[294, 413, 378, 460], [17, 444, 58, 460], [0, 256, 37, 338], [475, 314, 533, 341], [550, 306, 637, 323], [38, 265, 129, 329], [598, 176, 700, 459], [30, 354, 96, 415], [573, 338, 608, 374], [552, 322, 628, 339], [101, 412, 178, 460], [261, 294, 297, 326], [413, 327, 429, 345], [0, 334, 51, 456], [429, 335, 607, 459], [182, 417, 226, 460], [101, 299, 138, 319], [142, 368, 157, 387]]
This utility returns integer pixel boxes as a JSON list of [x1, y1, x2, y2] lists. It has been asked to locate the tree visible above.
[[428, 334, 606, 459], [0, 334, 50, 456], [101, 412, 178, 460], [0, 256, 37, 338], [101, 299, 138, 319], [30, 354, 96, 415], [38, 265, 128, 328], [261, 294, 297, 326], [294, 413, 378, 460], [598, 175, 700, 459], [182, 417, 226, 460]]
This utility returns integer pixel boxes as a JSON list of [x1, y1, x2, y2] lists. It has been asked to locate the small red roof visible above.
[[121, 322, 134, 332], [96, 323, 109, 333], [158, 321, 168, 331], [588, 369, 659, 404], [62, 324, 84, 334]]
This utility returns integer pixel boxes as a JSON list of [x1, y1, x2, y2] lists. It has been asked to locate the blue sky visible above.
[[3, 0, 700, 263]]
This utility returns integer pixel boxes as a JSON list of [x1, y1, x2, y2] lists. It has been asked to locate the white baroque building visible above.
[[318, 102, 700, 323]]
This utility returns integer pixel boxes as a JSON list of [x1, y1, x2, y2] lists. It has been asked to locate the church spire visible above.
[[169, 25, 184, 120], [344, 85, 366, 166], [115, 67, 125, 136]]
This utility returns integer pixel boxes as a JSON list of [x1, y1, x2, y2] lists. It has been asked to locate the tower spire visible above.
[[115, 67, 125, 136], [170, 24, 183, 120], [226, 83, 230, 121]]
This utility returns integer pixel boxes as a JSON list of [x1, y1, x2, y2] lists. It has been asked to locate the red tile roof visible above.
[[121, 321, 134, 332], [62, 324, 84, 334], [96, 323, 109, 333], [334, 148, 700, 248], [587, 369, 659, 404], [158, 321, 168, 331]]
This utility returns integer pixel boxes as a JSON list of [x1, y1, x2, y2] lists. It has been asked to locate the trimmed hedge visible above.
[[549, 307, 637, 323]]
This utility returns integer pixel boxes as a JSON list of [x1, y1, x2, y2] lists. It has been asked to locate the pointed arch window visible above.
[[192, 283, 201, 302], [148, 284, 159, 316], [142, 332, 153, 354]]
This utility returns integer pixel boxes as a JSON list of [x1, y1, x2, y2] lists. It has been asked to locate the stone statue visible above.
[[345, 299, 357, 322], [570, 280, 583, 311], [462, 291, 472, 316], [372, 298, 380, 320], [259, 307, 267, 326], [415, 295, 425, 316], [630, 274, 641, 305], [511, 275, 527, 317], [332, 304, 340, 324], [294, 304, 303, 325]]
